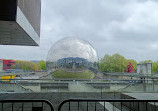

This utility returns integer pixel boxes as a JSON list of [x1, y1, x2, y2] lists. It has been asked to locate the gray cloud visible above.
[[0, 0, 158, 61]]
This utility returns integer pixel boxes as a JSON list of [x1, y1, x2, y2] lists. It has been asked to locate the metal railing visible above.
[[58, 99, 158, 111], [0, 78, 157, 81], [15, 82, 33, 92], [0, 99, 54, 111]]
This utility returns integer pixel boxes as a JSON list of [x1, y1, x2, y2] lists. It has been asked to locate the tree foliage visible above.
[[39, 60, 46, 70], [139, 60, 153, 64], [99, 54, 158, 73], [99, 54, 137, 72], [153, 62, 158, 73], [12, 60, 39, 71]]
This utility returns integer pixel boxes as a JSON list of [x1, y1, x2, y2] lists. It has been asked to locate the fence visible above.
[[58, 99, 158, 111], [0, 99, 54, 111]]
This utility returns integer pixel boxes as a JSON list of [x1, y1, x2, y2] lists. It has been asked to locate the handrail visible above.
[[58, 98, 158, 111], [0, 78, 157, 81], [116, 83, 134, 91], [15, 82, 33, 92], [59, 98, 158, 102], [0, 99, 54, 111]]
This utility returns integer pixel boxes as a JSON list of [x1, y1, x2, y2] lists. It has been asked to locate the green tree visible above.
[[99, 54, 112, 72], [99, 53, 137, 73], [39, 60, 46, 70], [139, 60, 153, 64], [152, 61, 158, 73], [12, 60, 39, 71], [111, 54, 127, 72], [99, 54, 128, 72]]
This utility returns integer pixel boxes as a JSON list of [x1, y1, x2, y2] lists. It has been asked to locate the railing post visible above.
[[121, 102, 122, 111], [78, 101, 79, 111], [95, 101, 97, 111], [153, 79, 154, 92], [87, 101, 88, 111], [69, 101, 70, 111], [1, 102, 3, 111], [154, 102, 156, 111], [12, 102, 14, 111], [42, 102, 43, 111], [104, 102, 105, 111], [113, 91, 115, 99], [101, 86, 102, 99], [22, 102, 24, 111], [146, 102, 147, 111]]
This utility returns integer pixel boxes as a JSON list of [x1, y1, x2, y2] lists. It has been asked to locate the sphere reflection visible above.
[[46, 37, 98, 79]]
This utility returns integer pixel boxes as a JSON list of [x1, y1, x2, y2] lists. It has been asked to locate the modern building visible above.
[[0, 0, 41, 46], [57, 57, 88, 68], [0, 59, 16, 71], [46, 37, 98, 74], [137, 63, 152, 75]]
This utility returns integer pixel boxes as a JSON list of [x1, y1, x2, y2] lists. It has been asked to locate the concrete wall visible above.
[[137, 63, 152, 74], [22, 85, 41, 92], [0, 83, 32, 93], [0, 0, 41, 36], [17, 0, 41, 36], [0, 0, 41, 46]]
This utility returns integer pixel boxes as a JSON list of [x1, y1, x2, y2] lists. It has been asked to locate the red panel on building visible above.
[[3, 60, 16, 70]]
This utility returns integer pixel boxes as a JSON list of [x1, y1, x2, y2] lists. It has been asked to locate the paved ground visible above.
[[122, 93, 158, 100], [121, 93, 158, 111]]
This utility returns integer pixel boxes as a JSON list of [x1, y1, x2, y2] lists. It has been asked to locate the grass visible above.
[[52, 69, 95, 79]]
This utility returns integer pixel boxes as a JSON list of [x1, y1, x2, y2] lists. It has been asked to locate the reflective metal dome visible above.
[[46, 37, 98, 79]]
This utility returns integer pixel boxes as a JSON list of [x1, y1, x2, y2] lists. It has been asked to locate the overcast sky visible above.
[[0, 0, 158, 62]]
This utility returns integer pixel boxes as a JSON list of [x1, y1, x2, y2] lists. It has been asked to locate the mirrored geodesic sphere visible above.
[[46, 37, 98, 79]]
